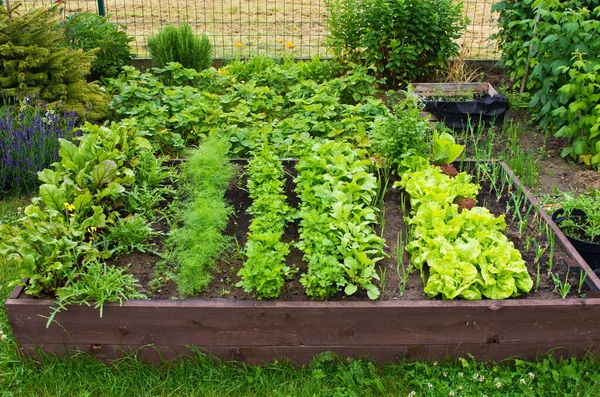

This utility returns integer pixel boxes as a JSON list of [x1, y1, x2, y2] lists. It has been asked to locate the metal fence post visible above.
[[97, 0, 105, 16]]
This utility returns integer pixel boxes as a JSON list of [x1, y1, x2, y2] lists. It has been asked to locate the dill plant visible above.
[[168, 136, 233, 295]]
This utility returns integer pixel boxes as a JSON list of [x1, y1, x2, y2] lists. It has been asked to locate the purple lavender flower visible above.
[[0, 95, 82, 197]]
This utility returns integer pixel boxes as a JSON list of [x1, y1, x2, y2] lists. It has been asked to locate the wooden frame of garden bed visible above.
[[5, 161, 600, 364]]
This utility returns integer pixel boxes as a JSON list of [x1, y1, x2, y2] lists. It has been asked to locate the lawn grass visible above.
[[1, 198, 599, 396]]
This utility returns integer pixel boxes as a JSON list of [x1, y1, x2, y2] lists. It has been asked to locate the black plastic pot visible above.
[[552, 208, 600, 270], [424, 94, 509, 129]]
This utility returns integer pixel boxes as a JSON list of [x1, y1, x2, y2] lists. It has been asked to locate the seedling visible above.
[[546, 227, 556, 275], [395, 231, 412, 296], [578, 270, 588, 295], [533, 240, 546, 292], [378, 267, 387, 300], [551, 269, 571, 299]]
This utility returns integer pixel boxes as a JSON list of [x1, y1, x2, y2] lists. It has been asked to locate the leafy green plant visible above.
[[432, 130, 465, 165], [492, 0, 597, 90], [369, 92, 429, 166], [147, 24, 213, 71], [326, 0, 468, 87], [62, 12, 135, 81], [295, 140, 384, 299], [236, 145, 296, 299], [165, 136, 234, 295], [0, 3, 108, 120], [102, 215, 155, 255], [47, 261, 146, 327], [395, 156, 533, 300], [493, 1, 600, 168], [107, 61, 390, 157], [0, 121, 153, 297], [530, 7, 600, 168], [555, 190, 600, 243]]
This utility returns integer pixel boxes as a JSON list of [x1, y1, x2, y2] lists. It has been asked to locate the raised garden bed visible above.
[[413, 83, 509, 129], [5, 161, 600, 364]]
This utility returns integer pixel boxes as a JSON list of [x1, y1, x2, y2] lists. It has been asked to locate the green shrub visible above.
[[147, 24, 213, 71], [530, 6, 600, 168], [492, 0, 598, 91], [0, 4, 107, 120], [326, 0, 467, 87], [493, 1, 600, 168], [62, 12, 135, 81]]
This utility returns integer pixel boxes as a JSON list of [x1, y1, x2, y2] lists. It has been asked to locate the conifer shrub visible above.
[[0, 3, 107, 120], [147, 23, 213, 71]]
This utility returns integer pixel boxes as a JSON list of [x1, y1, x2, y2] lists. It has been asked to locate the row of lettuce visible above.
[[0, 59, 534, 312]]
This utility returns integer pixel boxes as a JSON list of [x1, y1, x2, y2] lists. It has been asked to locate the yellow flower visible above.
[[279, 39, 284, 43], [87, 226, 97, 234], [63, 202, 74, 212], [285, 42, 294, 48], [234, 42, 244, 47]]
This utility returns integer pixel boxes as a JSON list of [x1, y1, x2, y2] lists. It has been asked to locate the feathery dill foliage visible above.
[[0, 97, 81, 197], [147, 24, 213, 71], [170, 136, 233, 295]]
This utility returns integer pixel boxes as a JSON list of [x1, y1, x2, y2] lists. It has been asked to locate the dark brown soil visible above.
[[114, 161, 589, 302]]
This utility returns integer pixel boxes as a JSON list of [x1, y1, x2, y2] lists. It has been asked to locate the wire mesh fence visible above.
[[17, 0, 500, 59]]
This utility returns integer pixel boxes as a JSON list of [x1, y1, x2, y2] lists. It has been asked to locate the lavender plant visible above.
[[0, 97, 81, 197]]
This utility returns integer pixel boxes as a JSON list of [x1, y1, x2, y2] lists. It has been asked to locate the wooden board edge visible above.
[[498, 161, 600, 290], [15, 342, 600, 365]]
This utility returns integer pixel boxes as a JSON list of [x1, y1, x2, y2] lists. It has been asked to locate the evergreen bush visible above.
[[147, 23, 213, 71], [0, 3, 107, 120]]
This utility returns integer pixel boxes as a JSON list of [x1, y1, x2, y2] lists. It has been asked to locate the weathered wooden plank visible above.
[[498, 161, 600, 291], [412, 83, 496, 97], [16, 341, 600, 365], [7, 298, 600, 347]]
